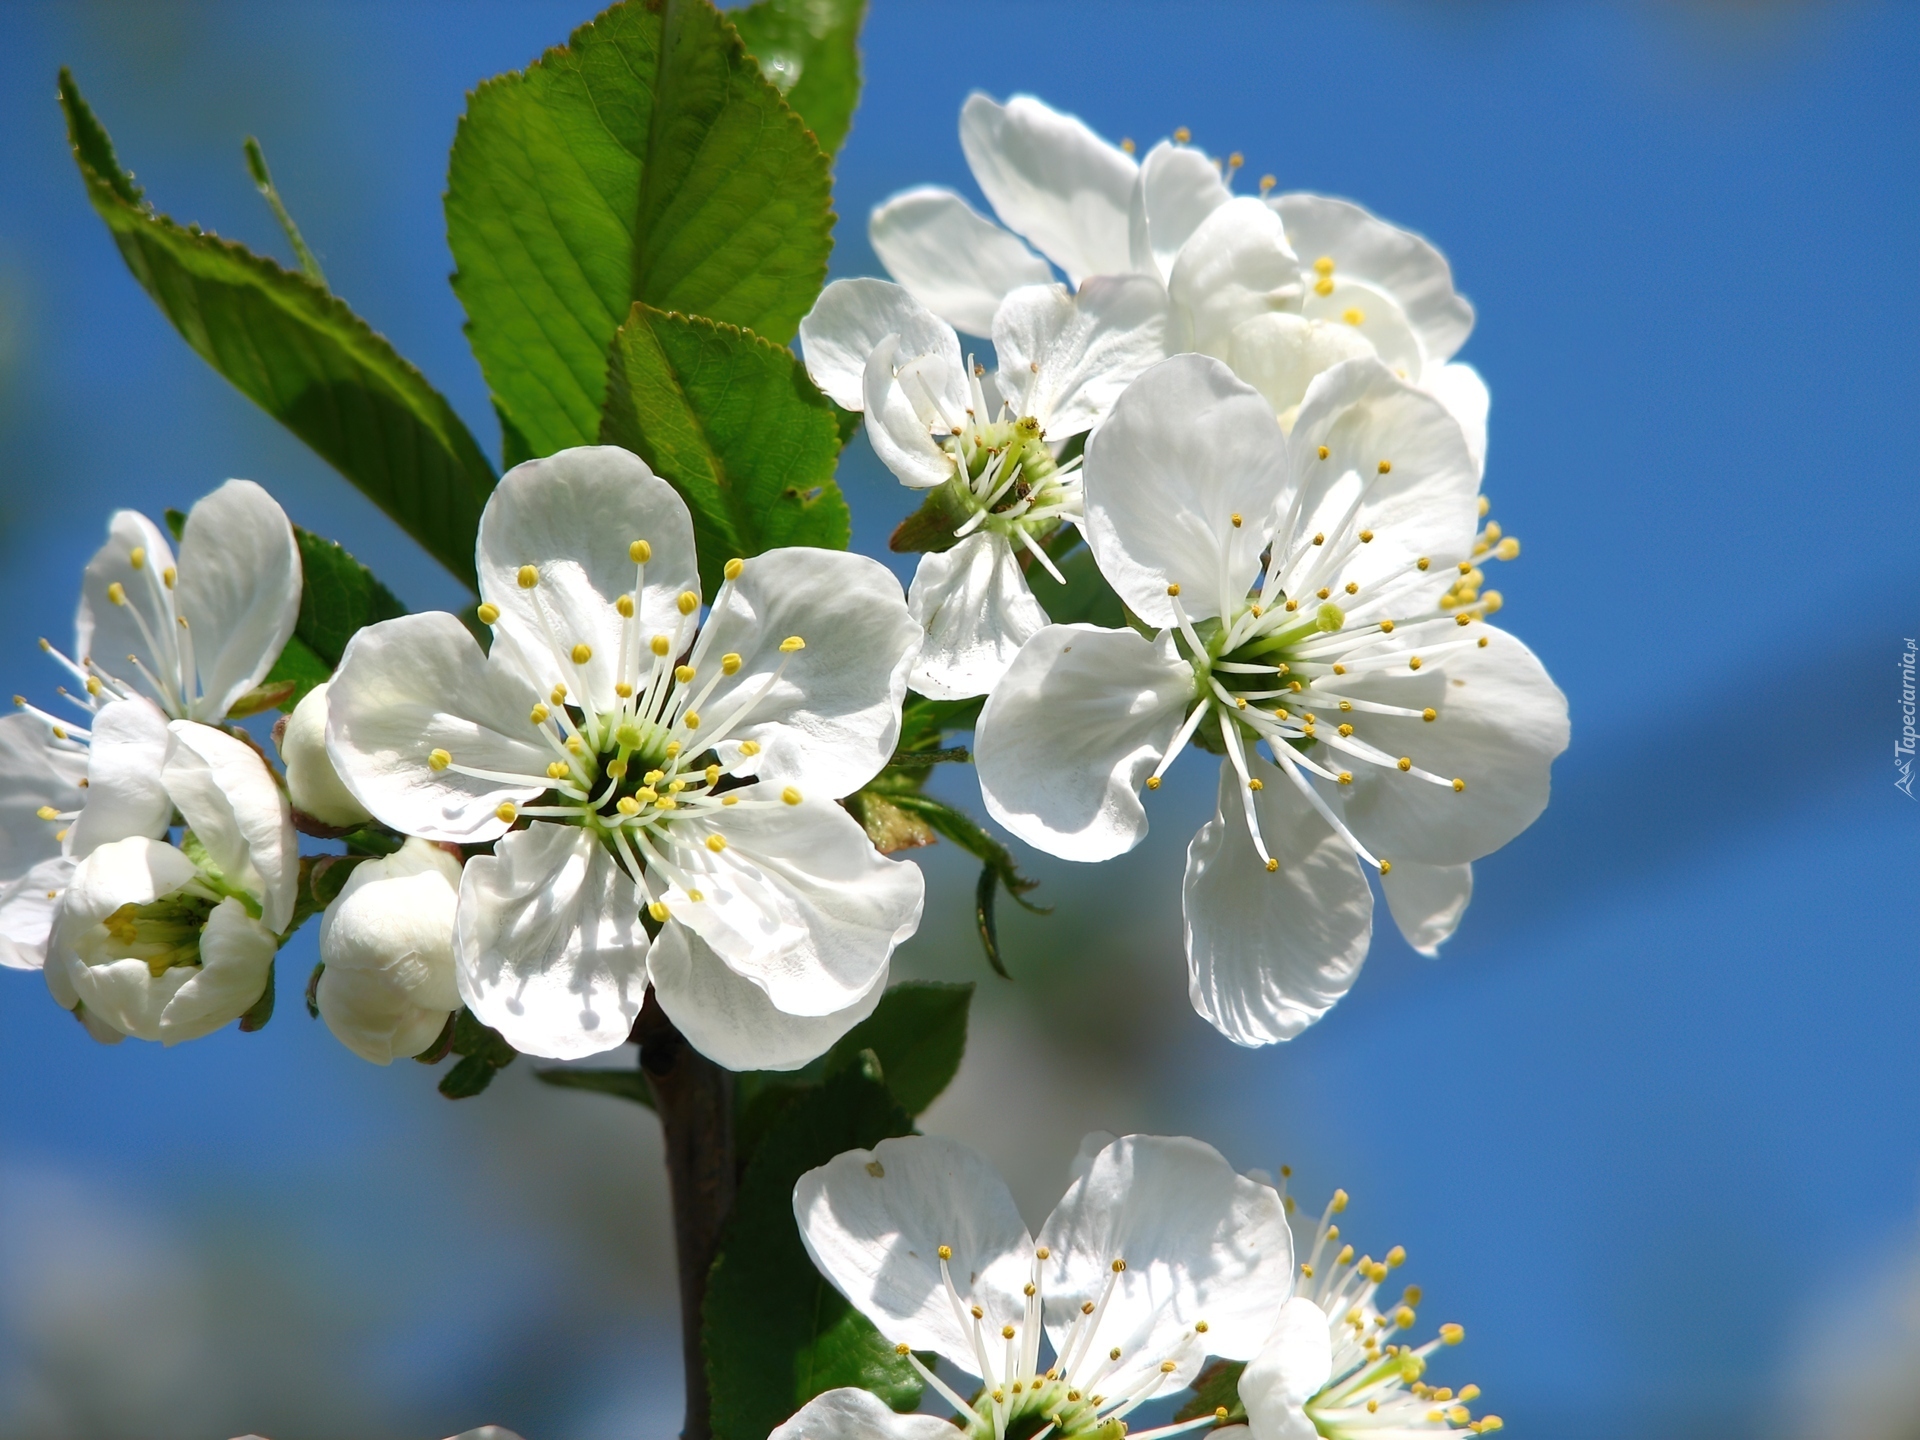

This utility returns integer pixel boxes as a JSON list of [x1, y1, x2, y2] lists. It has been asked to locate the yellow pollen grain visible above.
[[739, 740, 760, 757], [35, 805, 58, 821], [1230, 513, 1242, 528], [617, 796, 641, 816], [1284, 599, 1299, 612], [517, 565, 539, 589], [721, 652, 742, 675], [1166, 582, 1181, 596], [675, 664, 696, 684], [477, 602, 501, 625], [616, 595, 634, 619], [1345, 581, 1359, 595], [1317, 446, 1329, 460], [1146, 776, 1161, 790], [1301, 1263, 1314, 1278], [677, 591, 699, 615], [1495, 537, 1521, 560], [1417, 557, 1431, 571], [724, 557, 744, 580], [1452, 777, 1467, 792], [651, 634, 671, 656], [681, 712, 700, 730], [630, 540, 652, 563], [1343, 307, 1365, 326], [1173, 125, 1191, 142], [530, 703, 549, 724], [1408, 656, 1422, 671], [1379, 619, 1396, 633], [1313, 255, 1335, 276], [1377, 459, 1392, 474], [782, 786, 802, 805], [1314, 276, 1335, 296], [706, 834, 727, 853], [1422, 707, 1437, 722], [551, 683, 568, 703], [162, 566, 176, 588], [1478, 636, 1489, 647], [106, 582, 126, 606], [571, 643, 593, 664], [648, 901, 669, 922], [546, 761, 569, 780], [1337, 771, 1353, 785], [1248, 777, 1263, 791], [1358, 529, 1375, 543], [779, 635, 805, 652], [428, 748, 452, 772], [615, 682, 633, 698], [495, 802, 518, 824], [1338, 724, 1354, 737]]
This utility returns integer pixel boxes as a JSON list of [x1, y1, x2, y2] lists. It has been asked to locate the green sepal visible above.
[[704, 1065, 920, 1440], [282, 853, 367, 938], [887, 485, 966, 555], [58, 71, 497, 587], [436, 1008, 519, 1099], [1175, 1359, 1248, 1425], [601, 305, 851, 595], [445, 0, 835, 462], [534, 1063, 656, 1109], [238, 961, 275, 1032], [304, 961, 324, 1019], [729, 0, 867, 157]]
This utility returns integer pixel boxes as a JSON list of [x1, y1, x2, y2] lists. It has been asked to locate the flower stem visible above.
[[637, 993, 737, 1440]]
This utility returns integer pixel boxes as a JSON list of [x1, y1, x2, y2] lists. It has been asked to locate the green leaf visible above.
[[823, 980, 971, 1117], [895, 692, 984, 753], [438, 1054, 499, 1099], [534, 1064, 656, 1109], [289, 527, 408, 666], [1028, 542, 1127, 628], [705, 1067, 920, 1440], [260, 635, 332, 710], [445, 0, 835, 461], [58, 71, 497, 587], [729, 0, 867, 157], [1175, 1359, 1248, 1425], [438, 1007, 518, 1098], [601, 305, 850, 593]]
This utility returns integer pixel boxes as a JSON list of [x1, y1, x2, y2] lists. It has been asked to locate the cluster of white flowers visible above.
[[802, 93, 1568, 1048], [776, 1132, 1500, 1440]]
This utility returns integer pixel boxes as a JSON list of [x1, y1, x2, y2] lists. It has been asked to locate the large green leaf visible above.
[[58, 72, 497, 588], [729, 0, 867, 157], [601, 305, 850, 594], [446, 0, 835, 461], [705, 1066, 920, 1440], [822, 980, 972, 1118]]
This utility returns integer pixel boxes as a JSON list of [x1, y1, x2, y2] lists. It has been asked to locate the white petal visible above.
[[1129, 141, 1232, 283], [59, 835, 200, 933], [863, 335, 965, 490], [477, 446, 700, 715], [173, 479, 301, 721], [1038, 1134, 1294, 1394], [0, 711, 88, 879], [75, 510, 182, 713], [0, 856, 76, 971], [649, 924, 887, 1072], [317, 839, 463, 1064], [794, 1133, 1034, 1372], [278, 682, 370, 829], [1239, 1297, 1333, 1440], [1322, 625, 1568, 865], [1300, 278, 1422, 381], [771, 1386, 962, 1440], [1082, 354, 1286, 628], [974, 624, 1191, 863], [868, 188, 1054, 338], [992, 276, 1170, 437], [66, 697, 173, 859], [1167, 198, 1301, 360], [455, 823, 648, 1061], [162, 720, 298, 933], [906, 532, 1048, 701], [1224, 313, 1373, 431], [1424, 361, 1489, 477], [1380, 860, 1472, 958], [1273, 193, 1474, 365], [959, 92, 1137, 284], [663, 798, 924, 1017], [153, 897, 277, 1045], [327, 612, 551, 845], [695, 548, 920, 799], [801, 276, 970, 412], [1284, 357, 1480, 595], [1184, 755, 1373, 1046]]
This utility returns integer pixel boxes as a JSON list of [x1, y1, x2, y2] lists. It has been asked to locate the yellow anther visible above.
[[1317, 587, 1330, 600], [1109, 1348, 1122, 1361], [937, 1245, 952, 1260], [1337, 771, 1353, 785], [1160, 1361, 1177, 1374], [1120, 137, 1136, 154], [1378, 860, 1392, 875], [675, 664, 696, 684], [530, 703, 550, 724], [1024, 1283, 1036, 1297], [428, 748, 452, 771], [1417, 556, 1431, 571], [1337, 1244, 1356, 1266], [551, 684, 568, 705], [547, 761, 570, 780], [1379, 619, 1395, 633], [1422, 707, 1437, 722], [1035, 1246, 1051, 1260], [1326, 1226, 1339, 1242], [1345, 581, 1359, 595], [678, 591, 699, 615], [1230, 513, 1242, 528], [1146, 776, 1161, 790], [630, 540, 652, 563], [1474, 1418, 1504, 1434], [651, 634, 672, 656], [1331, 1188, 1349, 1213], [1235, 697, 1247, 710], [1314, 276, 1335, 296], [634, 788, 658, 804], [1377, 459, 1392, 474], [1173, 125, 1191, 142], [1397, 756, 1412, 771], [1002, 1325, 1017, 1340], [566, 735, 585, 755], [86, 677, 102, 696], [1227, 151, 1243, 169], [1300, 1263, 1314, 1277], [779, 635, 805, 652], [1495, 537, 1521, 560], [1284, 599, 1298, 612], [1194, 1320, 1209, 1333], [1457, 1383, 1477, 1400], [895, 1342, 911, 1356], [615, 682, 633, 698], [782, 786, 802, 805], [162, 566, 176, 588], [1317, 446, 1329, 460], [1408, 656, 1422, 670], [106, 582, 126, 606], [705, 764, 721, 786], [1358, 529, 1374, 543], [616, 796, 641, 816], [1440, 1323, 1465, 1345], [128, 546, 146, 569], [517, 565, 539, 588], [615, 594, 634, 619], [1478, 494, 1492, 517], [1456, 613, 1472, 627], [1313, 255, 1335, 277], [648, 901, 669, 922], [1459, 560, 1474, 574], [1080, 1303, 1095, 1317], [1395, 1306, 1416, 1329], [643, 769, 665, 785], [682, 712, 700, 730], [703, 833, 728, 854], [724, 557, 744, 580], [35, 805, 58, 821], [739, 740, 761, 757], [1451, 777, 1467, 793], [495, 802, 518, 823], [1248, 777, 1263, 791], [475, 603, 501, 626], [1259, 173, 1276, 192], [1338, 723, 1354, 737], [1342, 307, 1365, 326], [1166, 582, 1181, 596], [1477, 635, 1489, 647], [1482, 590, 1504, 615], [1112, 1259, 1127, 1273], [668, 779, 688, 794], [571, 642, 593, 664], [721, 652, 742, 675]]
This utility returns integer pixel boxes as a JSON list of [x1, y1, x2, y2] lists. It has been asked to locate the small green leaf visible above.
[[1175, 1359, 1248, 1425], [895, 692, 984, 753], [260, 635, 332, 711], [438, 1054, 499, 1099], [436, 1007, 518, 1098], [601, 305, 850, 594], [823, 980, 971, 1117], [290, 527, 408, 666], [59, 71, 497, 587], [445, 0, 835, 461], [304, 962, 324, 1019], [729, 0, 867, 157], [534, 1064, 656, 1109], [705, 1067, 920, 1440]]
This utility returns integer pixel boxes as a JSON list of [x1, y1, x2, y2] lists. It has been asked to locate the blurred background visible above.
[[1, 1, 1916, 1436]]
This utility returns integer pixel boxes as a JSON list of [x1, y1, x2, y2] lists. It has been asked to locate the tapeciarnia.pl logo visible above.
[[1898, 638, 1917, 799]]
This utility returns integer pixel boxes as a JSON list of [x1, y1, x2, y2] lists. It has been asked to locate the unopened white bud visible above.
[[279, 682, 370, 828], [317, 839, 461, 1064]]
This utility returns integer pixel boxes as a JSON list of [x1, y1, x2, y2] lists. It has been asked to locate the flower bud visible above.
[[278, 682, 369, 828], [317, 839, 461, 1064]]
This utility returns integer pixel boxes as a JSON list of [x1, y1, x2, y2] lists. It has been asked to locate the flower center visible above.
[[101, 889, 218, 977], [941, 413, 1074, 540]]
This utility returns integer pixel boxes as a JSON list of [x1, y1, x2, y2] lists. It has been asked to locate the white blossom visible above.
[[975, 355, 1566, 1045], [316, 838, 462, 1064], [278, 680, 370, 828], [787, 1132, 1293, 1440], [325, 446, 925, 1066]]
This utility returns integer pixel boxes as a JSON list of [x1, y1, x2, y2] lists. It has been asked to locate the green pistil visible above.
[[963, 1377, 1125, 1440], [945, 415, 1065, 537], [102, 890, 219, 977]]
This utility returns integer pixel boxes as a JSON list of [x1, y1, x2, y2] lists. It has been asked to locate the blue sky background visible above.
[[0, 3, 1916, 1438]]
